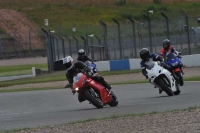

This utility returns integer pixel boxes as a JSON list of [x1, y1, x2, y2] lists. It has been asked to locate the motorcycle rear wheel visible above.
[[108, 93, 118, 107], [175, 71, 184, 86], [84, 88, 103, 108], [156, 78, 173, 96]]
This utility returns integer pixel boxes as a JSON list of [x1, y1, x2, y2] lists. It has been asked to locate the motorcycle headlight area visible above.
[[75, 87, 79, 91], [171, 62, 178, 66]]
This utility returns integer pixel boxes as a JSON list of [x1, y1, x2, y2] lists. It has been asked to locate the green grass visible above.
[[1, 1, 200, 37], [0, 75, 65, 87], [0, 64, 47, 73], [98, 69, 141, 76], [0, 64, 48, 76], [0, 87, 62, 93], [0, 70, 32, 76], [0, 64, 141, 87]]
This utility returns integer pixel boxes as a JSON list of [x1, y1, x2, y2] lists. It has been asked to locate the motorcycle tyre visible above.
[[108, 93, 118, 107], [175, 71, 184, 86], [84, 88, 103, 109], [174, 84, 181, 95], [156, 78, 173, 96]]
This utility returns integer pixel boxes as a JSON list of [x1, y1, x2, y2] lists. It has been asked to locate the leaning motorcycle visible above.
[[84, 60, 98, 74], [165, 51, 184, 86], [145, 60, 181, 96], [66, 72, 118, 109]]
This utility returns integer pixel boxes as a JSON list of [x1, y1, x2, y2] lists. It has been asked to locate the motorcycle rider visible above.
[[160, 39, 184, 74], [63, 56, 112, 102], [77, 49, 93, 62], [139, 48, 179, 94], [77, 49, 97, 74]]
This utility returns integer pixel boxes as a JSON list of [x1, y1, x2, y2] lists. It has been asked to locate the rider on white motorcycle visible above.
[[139, 48, 179, 94], [63, 56, 112, 102]]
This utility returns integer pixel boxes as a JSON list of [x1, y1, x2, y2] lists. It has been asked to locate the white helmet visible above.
[[63, 56, 74, 69]]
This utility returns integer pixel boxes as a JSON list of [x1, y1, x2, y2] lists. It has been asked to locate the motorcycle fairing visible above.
[[166, 53, 182, 70], [86, 80, 112, 103], [73, 73, 112, 104], [145, 61, 177, 92]]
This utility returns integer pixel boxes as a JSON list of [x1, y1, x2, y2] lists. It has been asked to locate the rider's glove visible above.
[[174, 51, 182, 58], [86, 71, 93, 78], [71, 89, 76, 95]]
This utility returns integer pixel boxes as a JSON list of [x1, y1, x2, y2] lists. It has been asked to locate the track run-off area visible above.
[[0, 82, 200, 131]]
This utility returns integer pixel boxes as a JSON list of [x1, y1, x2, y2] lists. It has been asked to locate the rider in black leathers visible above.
[[63, 56, 112, 102], [77, 49, 93, 62]]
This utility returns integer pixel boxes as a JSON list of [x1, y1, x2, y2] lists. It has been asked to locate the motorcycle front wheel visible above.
[[108, 93, 118, 107], [156, 78, 173, 96], [84, 88, 103, 108]]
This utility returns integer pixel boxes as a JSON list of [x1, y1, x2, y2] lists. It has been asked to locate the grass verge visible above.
[[0, 87, 62, 93], [0, 64, 48, 77], [0, 69, 141, 87]]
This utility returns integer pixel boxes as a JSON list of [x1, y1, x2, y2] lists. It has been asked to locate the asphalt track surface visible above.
[[0, 82, 200, 131]]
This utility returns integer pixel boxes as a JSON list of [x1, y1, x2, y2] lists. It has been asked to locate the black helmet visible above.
[[139, 48, 150, 61], [163, 39, 171, 50], [78, 49, 85, 56]]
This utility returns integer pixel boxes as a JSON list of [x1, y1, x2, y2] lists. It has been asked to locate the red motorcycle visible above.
[[66, 73, 118, 109]]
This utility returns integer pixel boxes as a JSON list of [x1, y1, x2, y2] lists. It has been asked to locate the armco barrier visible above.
[[95, 54, 200, 71], [95, 61, 110, 71], [181, 54, 200, 67], [129, 58, 141, 70]]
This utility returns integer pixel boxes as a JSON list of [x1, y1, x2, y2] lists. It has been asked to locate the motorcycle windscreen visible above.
[[145, 61, 155, 70], [166, 52, 176, 60], [84, 60, 92, 65], [166, 54, 181, 67], [73, 73, 83, 84]]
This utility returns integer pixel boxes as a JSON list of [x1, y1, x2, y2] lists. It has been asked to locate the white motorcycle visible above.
[[145, 60, 181, 96]]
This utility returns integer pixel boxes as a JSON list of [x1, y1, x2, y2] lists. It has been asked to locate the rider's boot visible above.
[[103, 82, 113, 95], [102, 80, 112, 90], [106, 85, 113, 95]]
